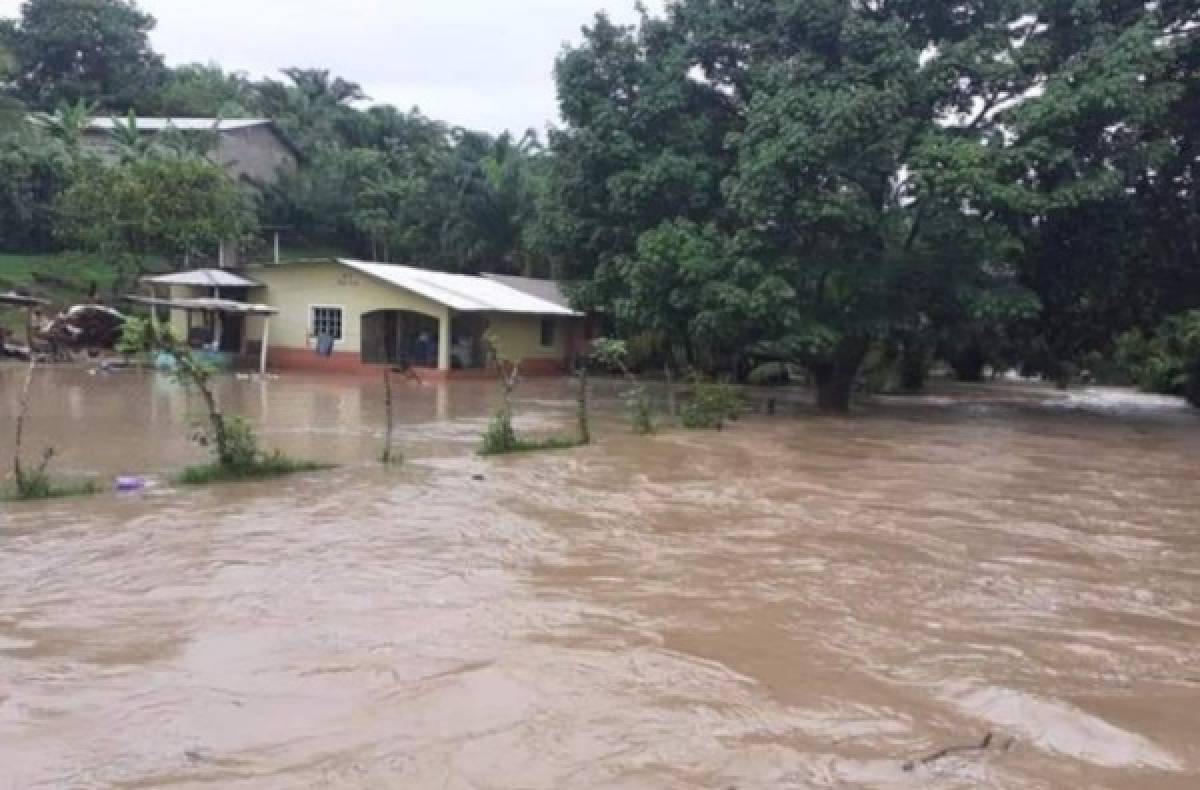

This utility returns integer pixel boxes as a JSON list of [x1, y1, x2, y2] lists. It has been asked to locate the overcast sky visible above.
[[0, 0, 666, 134]]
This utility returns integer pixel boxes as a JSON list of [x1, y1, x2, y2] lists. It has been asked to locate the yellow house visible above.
[[230, 259, 586, 377]]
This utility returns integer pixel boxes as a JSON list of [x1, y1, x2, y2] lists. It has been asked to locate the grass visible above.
[[0, 251, 168, 333], [177, 454, 335, 485], [478, 435, 586, 457], [0, 244, 348, 333], [1, 478, 101, 502]]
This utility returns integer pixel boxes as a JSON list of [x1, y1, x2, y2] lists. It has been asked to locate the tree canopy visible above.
[[0, 0, 164, 112], [543, 0, 1199, 408]]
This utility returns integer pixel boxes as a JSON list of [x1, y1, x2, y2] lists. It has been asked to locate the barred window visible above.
[[312, 306, 343, 340]]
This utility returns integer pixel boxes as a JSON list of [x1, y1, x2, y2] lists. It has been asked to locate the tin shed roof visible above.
[[143, 269, 261, 288]]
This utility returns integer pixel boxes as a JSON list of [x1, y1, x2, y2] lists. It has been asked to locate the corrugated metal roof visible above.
[[125, 296, 278, 316], [85, 118, 272, 132], [338, 260, 582, 316], [144, 269, 261, 288], [481, 273, 573, 310]]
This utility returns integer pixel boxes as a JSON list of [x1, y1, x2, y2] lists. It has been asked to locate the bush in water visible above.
[[1114, 311, 1200, 407], [592, 338, 656, 434], [119, 316, 332, 479], [680, 376, 744, 431], [4, 358, 98, 501]]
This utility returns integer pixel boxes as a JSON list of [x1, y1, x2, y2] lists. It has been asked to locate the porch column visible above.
[[259, 316, 271, 375], [437, 308, 451, 372]]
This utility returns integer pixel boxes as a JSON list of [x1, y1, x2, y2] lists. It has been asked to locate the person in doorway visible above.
[[452, 333, 473, 369], [415, 330, 435, 367]]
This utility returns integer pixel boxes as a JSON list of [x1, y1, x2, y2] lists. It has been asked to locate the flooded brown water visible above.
[[1, 365, 1199, 789]]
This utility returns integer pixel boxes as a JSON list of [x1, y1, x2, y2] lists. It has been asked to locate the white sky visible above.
[[0, 0, 665, 134]]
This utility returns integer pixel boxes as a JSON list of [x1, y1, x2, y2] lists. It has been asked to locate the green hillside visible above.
[[0, 253, 138, 333]]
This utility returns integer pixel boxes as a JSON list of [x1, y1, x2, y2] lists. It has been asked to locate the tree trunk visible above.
[[812, 338, 869, 414], [175, 351, 228, 464], [381, 368, 396, 463], [1184, 364, 1200, 409], [951, 344, 987, 382], [12, 357, 35, 490], [898, 347, 930, 393], [664, 363, 677, 422]]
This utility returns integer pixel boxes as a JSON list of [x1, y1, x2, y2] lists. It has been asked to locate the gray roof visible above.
[[144, 269, 260, 288], [481, 273, 573, 311], [337, 260, 581, 316], [125, 295, 278, 316]]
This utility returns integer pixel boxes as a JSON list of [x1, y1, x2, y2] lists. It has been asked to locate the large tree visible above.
[[57, 151, 255, 291], [272, 118, 548, 274], [156, 63, 257, 118], [1, 0, 165, 112], [1010, 1, 1200, 378], [546, 1, 1040, 410], [0, 127, 74, 252], [0, 39, 22, 132]]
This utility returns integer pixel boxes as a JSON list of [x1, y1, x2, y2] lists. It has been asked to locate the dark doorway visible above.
[[362, 310, 442, 368], [218, 314, 244, 353]]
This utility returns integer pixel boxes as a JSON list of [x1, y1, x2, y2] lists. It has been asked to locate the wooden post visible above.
[[577, 366, 590, 445], [381, 368, 397, 463], [273, 231, 281, 265]]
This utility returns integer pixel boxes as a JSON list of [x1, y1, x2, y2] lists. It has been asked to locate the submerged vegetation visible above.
[[479, 431, 586, 457], [178, 455, 332, 485], [679, 376, 744, 431], [1114, 311, 1200, 407], [592, 338, 655, 434], [118, 317, 331, 482], [4, 357, 97, 501], [1, 475, 100, 502], [479, 332, 586, 456]]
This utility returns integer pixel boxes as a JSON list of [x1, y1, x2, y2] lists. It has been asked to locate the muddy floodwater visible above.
[[1, 366, 1198, 789]]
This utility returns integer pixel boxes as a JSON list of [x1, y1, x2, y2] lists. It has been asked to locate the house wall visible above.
[[246, 262, 449, 355], [79, 126, 296, 190], [216, 126, 297, 187], [158, 284, 214, 342], [485, 312, 571, 363], [247, 262, 580, 376]]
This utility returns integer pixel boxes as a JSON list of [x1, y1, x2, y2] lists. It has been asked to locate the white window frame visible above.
[[310, 304, 345, 341]]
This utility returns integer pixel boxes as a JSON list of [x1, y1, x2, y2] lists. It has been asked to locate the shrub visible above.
[[2, 476, 100, 502], [481, 409, 519, 455], [1113, 311, 1200, 406], [6, 358, 100, 502], [593, 337, 657, 433], [624, 384, 655, 435], [121, 315, 332, 480], [179, 454, 332, 485], [680, 376, 743, 430]]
